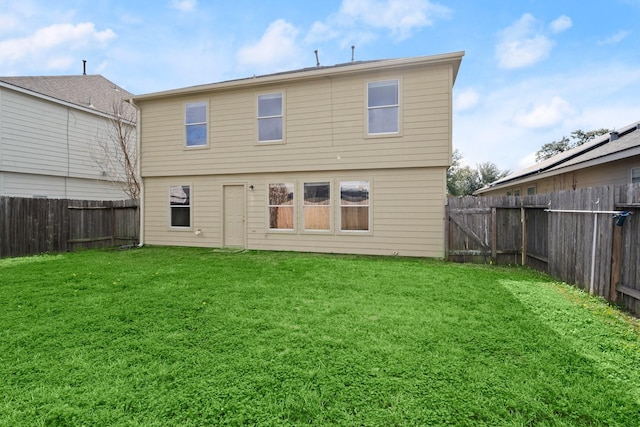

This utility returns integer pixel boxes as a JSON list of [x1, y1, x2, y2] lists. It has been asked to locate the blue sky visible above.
[[1, 0, 639, 172]]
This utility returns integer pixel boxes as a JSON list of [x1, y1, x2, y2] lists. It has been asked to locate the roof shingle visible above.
[[0, 75, 134, 117]]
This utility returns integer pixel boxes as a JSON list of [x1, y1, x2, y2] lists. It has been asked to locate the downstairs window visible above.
[[340, 181, 370, 231], [170, 185, 191, 227]]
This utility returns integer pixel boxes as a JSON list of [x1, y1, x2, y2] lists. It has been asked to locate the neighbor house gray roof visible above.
[[0, 75, 134, 117], [475, 121, 640, 194]]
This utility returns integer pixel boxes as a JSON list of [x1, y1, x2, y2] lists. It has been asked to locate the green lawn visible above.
[[1, 247, 639, 426]]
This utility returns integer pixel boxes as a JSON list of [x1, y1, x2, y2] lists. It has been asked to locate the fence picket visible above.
[[447, 183, 640, 315], [0, 197, 138, 258]]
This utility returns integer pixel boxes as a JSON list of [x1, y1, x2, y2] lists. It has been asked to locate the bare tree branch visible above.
[[91, 100, 140, 199]]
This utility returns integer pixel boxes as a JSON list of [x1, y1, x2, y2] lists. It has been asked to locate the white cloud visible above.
[[236, 19, 303, 72], [597, 30, 631, 46], [452, 64, 640, 171], [45, 55, 74, 70], [0, 22, 116, 68], [169, 0, 197, 12], [120, 13, 142, 25], [517, 152, 538, 169], [513, 96, 574, 129], [0, 14, 20, 33], [495, 13, 554, 69], [454, 88, 479, 112], [550, 15, 572, 33], [307, 0, 450, 46], [339, 0, 451, 40]]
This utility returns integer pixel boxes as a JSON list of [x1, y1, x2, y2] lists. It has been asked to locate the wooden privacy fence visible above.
[[0, 197, 139, 258], [446, 184, 640, 315]]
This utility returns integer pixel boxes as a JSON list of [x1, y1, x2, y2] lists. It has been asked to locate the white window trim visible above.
[[338, 180, 372, 234], [366, 79, 400, 137], [257, 92, 284, 144], [267, 182, 296, 232], [185, 101, 208, 148], [631, 167, 640, 183], [302, 181, 332, 233], [169, 184, 193, 230]]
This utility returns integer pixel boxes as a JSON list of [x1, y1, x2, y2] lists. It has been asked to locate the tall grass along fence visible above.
[[0, 197, 138, 258], [446, 183, 640, 315]]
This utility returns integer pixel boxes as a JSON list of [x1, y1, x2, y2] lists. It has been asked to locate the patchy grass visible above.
[[1, 247, 639, 426]]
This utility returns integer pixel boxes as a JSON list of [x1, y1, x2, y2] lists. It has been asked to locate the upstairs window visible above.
[[340, 181, 370, 232], [632, 167, 640, 183], [367, 80, 399, 135], [258, 93, 283, 142], [304, 182, 331, 231], [268, 183, 294, 230], [170, 185, 191, 227], [185, 102, 207, 147]]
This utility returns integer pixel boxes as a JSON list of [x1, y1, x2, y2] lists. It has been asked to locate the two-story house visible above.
[[0, 74, 135, 200], [131, 51, 464, 257]]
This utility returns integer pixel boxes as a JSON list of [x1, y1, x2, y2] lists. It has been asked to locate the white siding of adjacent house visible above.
[[0, 87, 132, 199], [0, 171, 129, 200]]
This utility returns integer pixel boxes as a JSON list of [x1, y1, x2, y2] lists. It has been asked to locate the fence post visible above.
[[521, 206, 526, 266], [111, 205, 116, 246], [444, 203, 450, 261], [610, 222, 623, 303], [491, 207, 497, 263]]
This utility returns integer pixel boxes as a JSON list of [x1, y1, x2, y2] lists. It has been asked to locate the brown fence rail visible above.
[[0, 197, 139, 258], [447, 184, 640, 315]]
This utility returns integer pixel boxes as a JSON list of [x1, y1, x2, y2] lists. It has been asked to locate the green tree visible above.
[[535, 128, 610, 162], [447, 150, 510, 196]]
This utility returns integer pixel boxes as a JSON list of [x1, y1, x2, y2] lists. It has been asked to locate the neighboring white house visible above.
[[0, 74, 135, 200]]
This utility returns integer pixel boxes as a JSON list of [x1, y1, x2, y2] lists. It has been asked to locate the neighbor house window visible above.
[[185, 102, 207, 147], [367, 80, 399, 135], [340, 181, 369, 231], [268, 183, 294, 230], [258, 93, 283, 142], [304, 182, 331, 231], [170, 185, 191, 227], [527, 186, 536, 195], [632, 167, 640, 183]]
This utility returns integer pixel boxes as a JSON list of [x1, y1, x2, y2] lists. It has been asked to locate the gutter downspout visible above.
[[129, 98, 144, 247]]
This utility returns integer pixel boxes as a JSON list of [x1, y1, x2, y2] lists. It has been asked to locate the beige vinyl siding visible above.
[[572, 158, 640, 187], [139, 65, 453, 177], [143, 167, 446, 257]]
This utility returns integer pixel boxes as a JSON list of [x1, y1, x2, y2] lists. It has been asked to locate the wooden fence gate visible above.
[[446, 184, 640, 315]]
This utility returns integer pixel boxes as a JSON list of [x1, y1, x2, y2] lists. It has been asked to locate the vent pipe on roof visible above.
[[314, 50, 320, 67], [82, 59, 87, 75], [610, 130, 619, 141], [351, 45, 355, 62]]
